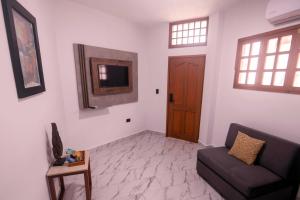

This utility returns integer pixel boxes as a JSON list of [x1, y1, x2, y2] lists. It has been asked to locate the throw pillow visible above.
[[228, 131, 265, 165]]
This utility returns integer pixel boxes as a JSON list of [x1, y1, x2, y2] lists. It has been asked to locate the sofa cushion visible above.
[[228, 132, 265, 165], [197, 147, 286, 198]]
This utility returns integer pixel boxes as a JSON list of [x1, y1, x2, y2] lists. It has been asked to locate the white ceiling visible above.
[[70, 0, 240, 26]]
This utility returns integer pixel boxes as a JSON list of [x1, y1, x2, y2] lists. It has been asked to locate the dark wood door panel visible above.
[[167, 55, 205, 143], [186, 63, 202, 111], [169, 62, 187, 107], [170, 110, 185, 139]]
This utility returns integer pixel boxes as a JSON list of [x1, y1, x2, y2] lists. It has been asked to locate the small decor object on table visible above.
[[65, 148, 85, 167], [46, 151, 92, 200], [51, 123, 66, 166], [1, 0, 45, 98]]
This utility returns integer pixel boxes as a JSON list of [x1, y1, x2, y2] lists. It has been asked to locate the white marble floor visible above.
[[63, 131, 224, 200]]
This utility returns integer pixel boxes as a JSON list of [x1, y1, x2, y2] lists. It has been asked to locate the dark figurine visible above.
[[51, 123, 66, 166]]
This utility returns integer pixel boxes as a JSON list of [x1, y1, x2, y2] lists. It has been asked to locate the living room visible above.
[[0, 0, 300, 199]]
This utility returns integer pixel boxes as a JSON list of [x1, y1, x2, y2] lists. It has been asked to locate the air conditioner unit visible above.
[[266, 0, 300, 25]]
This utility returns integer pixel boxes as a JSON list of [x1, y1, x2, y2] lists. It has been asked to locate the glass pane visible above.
[[101, 66, 106, 73], [276, 54, 289, 69], [195, 29, 200, 36], [279, 35, 292, 52], [183, 23, 189, 30], [200, 36, 206, 43], [195, 21, 201, 29], [177, 31, 183, 38], [177, 38, 182, 45], [201, 20, 207, 28], [201, 28, 206, 35], [267, 38, 278, 54], [293, 71, 300, 87], [189, 30, 194, 37], [172, 25, 177, 32], [251, 42, 261, 56], [172, 39, 176, 45], [240, 58, 248, 70], [194, 36, 200, 43], [183, 30, 188, 37], [262, 72, 273, 86], [101, 74, 107, 80], [178, 24, 183, 31], [249, 57, 258, 70], [297, 53, 300, 69], [188, 37, 193, 44], [273, 72, 286, 86], [247, 72, 256, 84], [242, 44, 250, 57], [182, 38, 188, 44], [264, 55, 275, 69], [172, 32, 177, 39], [238, 72, 247, 84], [189, 22, 194, 29]]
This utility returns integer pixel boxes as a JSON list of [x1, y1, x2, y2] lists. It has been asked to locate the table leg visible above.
[[88, 160, 92, 189], [84, 171, 91, 200], [59, 176, 65, 200], [47, 176, 57, 200]]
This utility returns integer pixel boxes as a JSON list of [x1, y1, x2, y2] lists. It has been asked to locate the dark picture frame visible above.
[[1, 0, 45, 98]]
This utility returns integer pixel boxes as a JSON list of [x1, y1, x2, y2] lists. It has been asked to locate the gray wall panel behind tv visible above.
[[73, 44, 138, 109]]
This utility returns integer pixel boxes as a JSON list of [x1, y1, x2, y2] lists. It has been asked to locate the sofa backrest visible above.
[[225, 123, 300, 182]]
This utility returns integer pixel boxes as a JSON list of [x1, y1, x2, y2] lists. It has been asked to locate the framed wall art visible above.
[[1, 0, 45, 98]]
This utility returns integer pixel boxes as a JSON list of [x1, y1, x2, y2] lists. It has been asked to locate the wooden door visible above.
[[166, 55, 205, 143]]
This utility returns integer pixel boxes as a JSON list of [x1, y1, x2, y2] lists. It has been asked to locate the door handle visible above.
[[169, 93, 174, 103]]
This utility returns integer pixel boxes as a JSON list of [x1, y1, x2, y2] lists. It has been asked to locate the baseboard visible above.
[[86, 129, 148, 150], [146, 129, 165, 134], [147, 130, 165, 134], [198, 140, 217, 148], [199, 141, 212, 147]]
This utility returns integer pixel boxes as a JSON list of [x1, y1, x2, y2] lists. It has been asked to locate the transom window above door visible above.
[[234, 24, 300, 95], [169, 17, 209, 48]]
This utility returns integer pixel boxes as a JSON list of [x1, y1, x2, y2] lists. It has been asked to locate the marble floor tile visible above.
[[64, 131, 224, 200]]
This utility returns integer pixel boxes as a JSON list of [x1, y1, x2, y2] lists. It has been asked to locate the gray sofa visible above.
[[197, 123, 300, 200]]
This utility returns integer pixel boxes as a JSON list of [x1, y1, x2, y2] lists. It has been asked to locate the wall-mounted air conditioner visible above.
[[266, 0, 300, 25]]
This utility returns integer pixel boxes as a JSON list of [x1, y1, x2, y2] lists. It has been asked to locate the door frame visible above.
[[166, 55, 206, 142]]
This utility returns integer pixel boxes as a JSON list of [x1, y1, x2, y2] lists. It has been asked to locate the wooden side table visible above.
[[46, 151, 92, 200]]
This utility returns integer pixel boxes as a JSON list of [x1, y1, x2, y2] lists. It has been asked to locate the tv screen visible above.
[[98, 65, 129, 88], [90, 58, 133, 95]]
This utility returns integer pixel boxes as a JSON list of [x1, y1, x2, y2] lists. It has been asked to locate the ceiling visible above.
[[70, 0, 240, 26]]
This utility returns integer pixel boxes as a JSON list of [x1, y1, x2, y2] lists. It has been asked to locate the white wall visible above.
[[211, 0, 300, 146], [55, 0, 150, 150], [143, 0, 300, 151], [144, 13, 223, 145], [1, 0, 300, 199], [0, 0, 65, 199]]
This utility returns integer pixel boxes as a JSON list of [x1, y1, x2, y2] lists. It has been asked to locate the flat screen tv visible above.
[[90, 58, 133, 95]]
